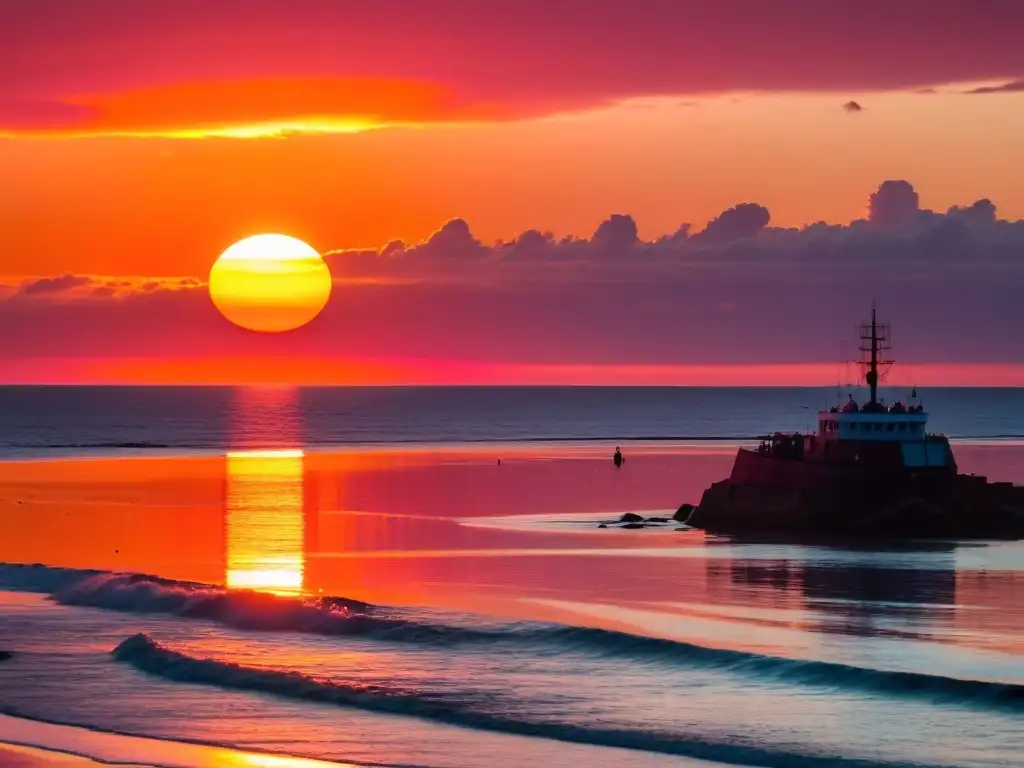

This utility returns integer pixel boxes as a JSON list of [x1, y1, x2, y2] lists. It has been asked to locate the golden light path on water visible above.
[[225, 448, 305, 595]]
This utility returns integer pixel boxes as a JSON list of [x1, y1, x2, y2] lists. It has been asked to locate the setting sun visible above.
[[209, 234, 332, 333]]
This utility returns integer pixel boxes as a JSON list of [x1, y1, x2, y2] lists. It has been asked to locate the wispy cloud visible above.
[[3, 275, 203, 301], [963, 79, 1024, 94]]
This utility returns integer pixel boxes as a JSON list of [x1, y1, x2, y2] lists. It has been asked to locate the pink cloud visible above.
[[4, 1, 1024, 133]]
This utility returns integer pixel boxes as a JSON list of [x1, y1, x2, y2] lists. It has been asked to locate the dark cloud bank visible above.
[[4, 181, 1024, 369], [325, 179, 1022, 279]]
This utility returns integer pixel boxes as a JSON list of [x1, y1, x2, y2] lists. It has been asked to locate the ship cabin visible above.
[[739, 307, 957, 480], [818, 396, 926, 443], [752, 395, 953, 471]]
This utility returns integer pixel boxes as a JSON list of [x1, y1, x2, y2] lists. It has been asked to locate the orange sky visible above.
[[4, 1, 1024, 384], [5, 92, 1024, 278]]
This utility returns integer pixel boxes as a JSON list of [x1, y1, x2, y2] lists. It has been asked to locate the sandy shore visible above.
[[0, 742, 129, 766], [0, 714, 357, 768]]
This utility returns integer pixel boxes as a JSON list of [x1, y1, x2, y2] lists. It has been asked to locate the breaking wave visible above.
[[0, 564, 502, 644], [3, 564, 1022, 713], [526, 626, 1024, 712], [113, 633, 945, 768]]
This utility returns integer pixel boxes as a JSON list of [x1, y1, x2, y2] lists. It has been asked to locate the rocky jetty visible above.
[[596, 512, 692, 531], [674, 504, 695, 522], [686, 476, 1024, 539]]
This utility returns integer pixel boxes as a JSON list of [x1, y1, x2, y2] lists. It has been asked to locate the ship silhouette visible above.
[[684, 307, 1024, 539]]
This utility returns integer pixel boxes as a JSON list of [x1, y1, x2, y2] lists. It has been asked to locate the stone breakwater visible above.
[[596, 505, 694, 530]]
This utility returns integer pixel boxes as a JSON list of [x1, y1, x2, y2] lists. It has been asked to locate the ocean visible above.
[[2, 385, 1024, 457], [0, 386, 1022, 767]]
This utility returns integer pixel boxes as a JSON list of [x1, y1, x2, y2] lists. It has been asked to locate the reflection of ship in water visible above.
[[706, 544, 958, 638]]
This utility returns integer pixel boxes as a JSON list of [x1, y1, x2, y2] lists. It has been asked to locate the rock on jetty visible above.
[[597, 512, 692, 530]]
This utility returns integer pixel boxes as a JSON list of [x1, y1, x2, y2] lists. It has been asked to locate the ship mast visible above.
[[858, 304, 893, 408]]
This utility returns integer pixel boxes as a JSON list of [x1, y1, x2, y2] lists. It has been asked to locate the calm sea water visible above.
[[2, 385, 1024, 457], [1, 387, 1023, 767]]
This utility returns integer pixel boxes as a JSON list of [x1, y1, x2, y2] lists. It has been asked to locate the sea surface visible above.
[[0, 386, 1023, 768], [2, 385, 1024, 458]]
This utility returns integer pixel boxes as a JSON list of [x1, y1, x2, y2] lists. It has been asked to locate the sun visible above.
[[209, 234, 332, 333]]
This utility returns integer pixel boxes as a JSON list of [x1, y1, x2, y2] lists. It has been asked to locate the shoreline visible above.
[[0, 742, 117, 767], [0, 713, 359, 768]]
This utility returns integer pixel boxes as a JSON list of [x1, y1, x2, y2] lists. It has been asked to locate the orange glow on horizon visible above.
[[8, 356, 1024, 387], [3, 76, 514, 139]]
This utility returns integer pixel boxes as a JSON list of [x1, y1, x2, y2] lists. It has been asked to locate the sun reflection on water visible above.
[[225, 448, 305, 595]]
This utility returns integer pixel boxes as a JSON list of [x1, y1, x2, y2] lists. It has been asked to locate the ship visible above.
[[683, 307, 1024, 539]]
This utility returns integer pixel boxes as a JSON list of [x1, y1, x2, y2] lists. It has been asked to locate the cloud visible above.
[[5, 180, 1024, 379], [418, 218, 487, 259], [5, 1, 1024, 135], [1, 77, 511, 138], [5, 275, 204, 302], [695, 203, 771, 243], [843, 100, 864, 112], [592, 214, 639, 251], [322, 180, 1024, 284], [19, 274, 91, 295], [963, 80, 1024, 94], [868, 179, 920, 228], [948, 198, 997, 226]]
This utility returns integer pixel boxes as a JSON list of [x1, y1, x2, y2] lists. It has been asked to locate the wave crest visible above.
[[0, 563, 500, 645], [113, 633, 940, 768], [524, 625, 1024, 712], [5, 563, 1022, 714]]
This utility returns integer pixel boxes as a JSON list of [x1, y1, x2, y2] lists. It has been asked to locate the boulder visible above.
[[646, 517, 669, 523], [620, 522, 645, 529], [619, 512, 645, 523], [673, 503, 696, 522], [597, 523, 608, 529], [0, 651, 12, 661]]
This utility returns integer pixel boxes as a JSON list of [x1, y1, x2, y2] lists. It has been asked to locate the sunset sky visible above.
[[4, 0, 1024, 384]]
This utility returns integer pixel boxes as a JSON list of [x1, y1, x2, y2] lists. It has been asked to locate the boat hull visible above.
[[686, 452, 1024, 540]]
